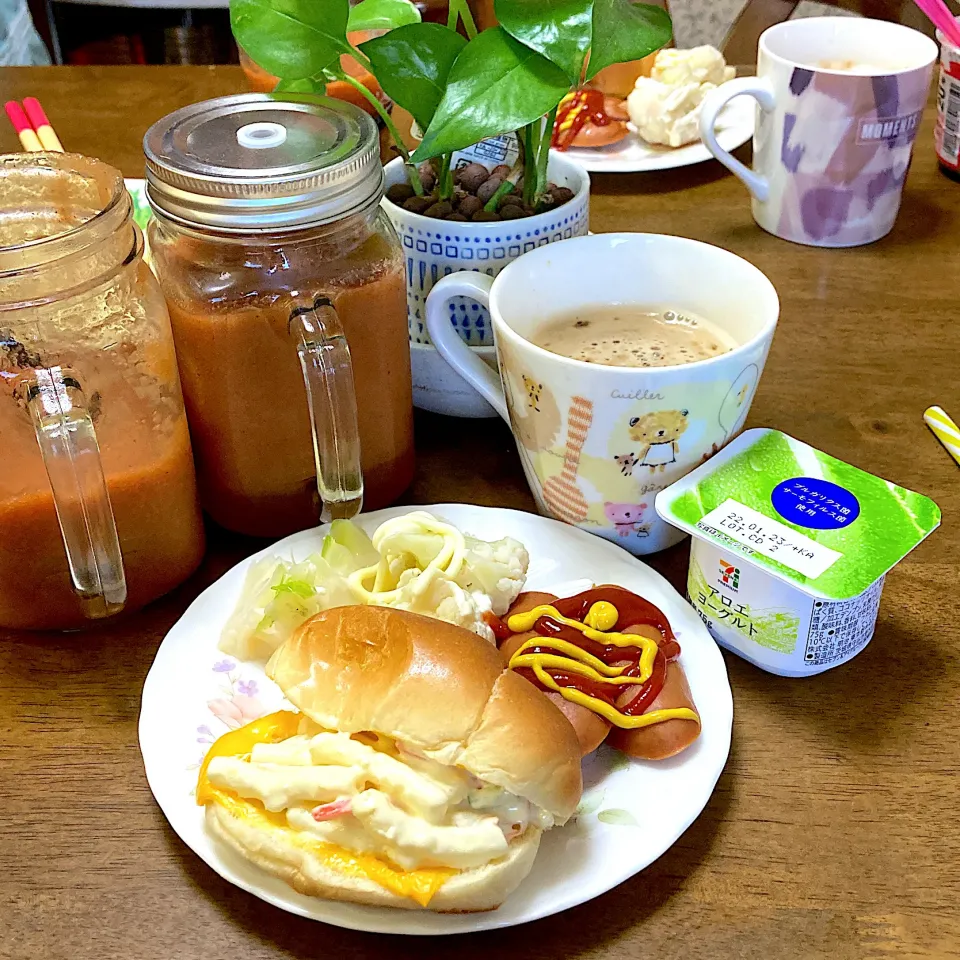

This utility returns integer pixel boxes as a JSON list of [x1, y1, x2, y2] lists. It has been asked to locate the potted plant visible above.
[[231, 0, 672, 415]]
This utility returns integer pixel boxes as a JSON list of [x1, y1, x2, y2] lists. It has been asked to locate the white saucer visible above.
[[561, 95, 755, 173]]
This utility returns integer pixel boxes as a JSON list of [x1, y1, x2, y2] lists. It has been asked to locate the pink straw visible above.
[[913, 0, 960, 48]]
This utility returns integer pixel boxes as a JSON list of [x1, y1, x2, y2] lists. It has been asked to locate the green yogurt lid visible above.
[[655, 428, 941, 600]]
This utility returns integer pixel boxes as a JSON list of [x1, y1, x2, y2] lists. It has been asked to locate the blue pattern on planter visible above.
[[386, 198, 589, 347]]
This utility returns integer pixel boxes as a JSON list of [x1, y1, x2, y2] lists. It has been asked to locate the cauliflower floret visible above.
[[388, 575, 495, 642], [457, 536, 529, 615], [627, 77, 717, 148], [627, 45, 736, 148], [650, 45, 735, 88], [376, 533, 528, 643]]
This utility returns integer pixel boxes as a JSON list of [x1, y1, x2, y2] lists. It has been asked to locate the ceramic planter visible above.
[[381, 154, 590, 417]]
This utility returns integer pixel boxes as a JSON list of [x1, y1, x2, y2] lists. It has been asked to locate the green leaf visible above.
[[347, 0, 420, 32], [231, 0, 350, 81], [597, 808, 639, 826], [271, 578, 315, 598], [411, 27, 570, 162], [495, 0, 593, 83], [273, 76, 324, 93], [360, 23, 466, 131], [587, 0, 672, 81]]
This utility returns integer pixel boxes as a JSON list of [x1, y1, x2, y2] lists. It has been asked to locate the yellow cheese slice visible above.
[[196, 711, 454, 907]]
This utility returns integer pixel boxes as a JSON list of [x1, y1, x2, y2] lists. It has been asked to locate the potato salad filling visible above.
[[205, 724, 554, 872], [219, 513, 529, 661]]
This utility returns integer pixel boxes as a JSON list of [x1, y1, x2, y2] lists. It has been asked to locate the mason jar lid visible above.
[[143, 94, 383, 232]]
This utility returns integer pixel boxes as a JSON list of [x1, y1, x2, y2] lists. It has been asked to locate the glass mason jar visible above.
[[144, 95, 414, 538], [0, 153, 205, 631]]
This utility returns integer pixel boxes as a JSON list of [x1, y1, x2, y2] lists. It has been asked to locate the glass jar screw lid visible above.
[[143, 93, 383, 232]]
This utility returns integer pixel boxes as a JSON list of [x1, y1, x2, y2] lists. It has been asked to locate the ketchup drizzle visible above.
[[507, 586, 680, 716], [551, 90, 611, 151]]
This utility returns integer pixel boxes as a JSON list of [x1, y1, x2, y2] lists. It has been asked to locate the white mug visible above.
[[425, 233, 779, 555], [699, 18, 937, 247]]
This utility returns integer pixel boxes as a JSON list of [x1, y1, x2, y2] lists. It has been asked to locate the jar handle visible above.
[[22, 366, 127, 620], [290, 297, 364, 522]]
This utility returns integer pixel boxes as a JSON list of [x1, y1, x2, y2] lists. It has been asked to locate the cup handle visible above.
[[425, 272, 508, 421], [698, 76, 776, 202], [290, 296, 364, 522], [22, 366, 127, 620]]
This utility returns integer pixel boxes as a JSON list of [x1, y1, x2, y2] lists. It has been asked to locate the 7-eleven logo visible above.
[[719, 559, 740, 590]]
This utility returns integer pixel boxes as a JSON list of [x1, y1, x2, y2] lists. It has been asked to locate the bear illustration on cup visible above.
[[501, 369, 562, 454], [603, 502, 651, 538], [627, 409, 690, 472]]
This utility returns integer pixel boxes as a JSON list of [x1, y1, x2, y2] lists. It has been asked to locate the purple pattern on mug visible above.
[[789, 68, 814, 96], [781, 115, 804, 173], [775, 68, 929, 246]]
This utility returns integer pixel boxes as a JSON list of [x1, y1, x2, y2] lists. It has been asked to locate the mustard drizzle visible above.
[[505, 603, 699, 730]]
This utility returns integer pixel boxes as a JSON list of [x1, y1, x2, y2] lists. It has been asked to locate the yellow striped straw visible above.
[[924, 405, 960, 467]]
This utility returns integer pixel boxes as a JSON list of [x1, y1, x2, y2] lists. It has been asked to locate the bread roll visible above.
[[206, 802, 542, 913], [201, 607, 583, 912], [268, 605, 582, 820]]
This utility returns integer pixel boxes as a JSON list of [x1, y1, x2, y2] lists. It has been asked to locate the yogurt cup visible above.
[[655, 429, 941, 676]]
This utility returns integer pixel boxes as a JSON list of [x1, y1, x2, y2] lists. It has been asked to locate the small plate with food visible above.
[[139, 505, 732, 934], [555, 46, 754, 174]]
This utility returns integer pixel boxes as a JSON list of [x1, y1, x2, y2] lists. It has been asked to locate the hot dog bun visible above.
[[606, 627, 701, 760], [501, 592, 613, 756], [268, 606, 582, 819]]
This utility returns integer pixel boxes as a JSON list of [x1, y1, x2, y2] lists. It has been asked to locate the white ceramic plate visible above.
[[561, 96, 754, 173], [139, 504, 732, 935]]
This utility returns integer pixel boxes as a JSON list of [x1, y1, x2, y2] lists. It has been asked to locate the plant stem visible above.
[[438, 153, 454, 200], [483, 160, 524, 213], [483, 177, 515, 213], [460, 0, 479, 39], [448, 0, 478, 39], [531, 112, 548, 176], [339, 73, 423, 196], [535, 107, 558, 201], [522, 123, 536, 206], [345, 43, 374, 77]]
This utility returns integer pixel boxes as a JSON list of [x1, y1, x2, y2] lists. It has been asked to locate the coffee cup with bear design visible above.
[[425, 233, 779, 554]]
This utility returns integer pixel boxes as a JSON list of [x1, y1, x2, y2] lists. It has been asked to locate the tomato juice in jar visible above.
[[0, 153, 204, 630], [144, 95, 413, 538]]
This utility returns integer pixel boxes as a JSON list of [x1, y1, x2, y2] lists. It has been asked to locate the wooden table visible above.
[[1, 66, 957, 960]]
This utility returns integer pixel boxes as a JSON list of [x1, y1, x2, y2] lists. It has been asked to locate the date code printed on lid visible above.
[[697, 500, 842, 580]]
